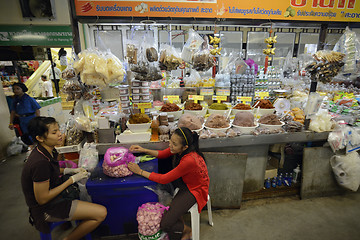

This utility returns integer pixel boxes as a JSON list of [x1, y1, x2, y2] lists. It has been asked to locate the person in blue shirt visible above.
[[9, 82, 41, 146]]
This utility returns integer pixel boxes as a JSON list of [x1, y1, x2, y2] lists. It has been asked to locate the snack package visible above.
[[192, 49, 216, 72], [181, 28, 204, 63], [333, 27, 360, 74], [74, 49, 126, 88], [159, 44, 182, 71]]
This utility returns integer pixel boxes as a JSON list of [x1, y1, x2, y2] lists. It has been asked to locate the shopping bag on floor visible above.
[[330, 152, 360, 191], [137, 202, 169, 240]]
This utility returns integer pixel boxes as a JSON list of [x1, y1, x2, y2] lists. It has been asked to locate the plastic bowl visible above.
[[231, 108, 253, 115], [208, 109, 229, 116], [232, 123, 259, 135], [184, 108, 207, 117], [126, 121, 151, 133], [254, 108, 276, 116], [192, 125, 204, 134], [259, 121, 285, 130], [205, 124, 231, 134], [159, 110, 183, 120]]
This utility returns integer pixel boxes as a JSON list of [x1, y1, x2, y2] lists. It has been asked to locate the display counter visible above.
[[95, 131, 329, 196]]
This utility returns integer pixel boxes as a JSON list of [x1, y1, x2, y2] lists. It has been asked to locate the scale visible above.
[[273, 98, 291, 114]]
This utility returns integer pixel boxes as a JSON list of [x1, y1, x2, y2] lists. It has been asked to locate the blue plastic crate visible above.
[[86, 159, 159, 236]]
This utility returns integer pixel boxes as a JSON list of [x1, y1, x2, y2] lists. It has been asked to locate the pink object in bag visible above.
[[59, 160, 78, 169], [102, 147, 136, 177], [137, 202, 169, 239]]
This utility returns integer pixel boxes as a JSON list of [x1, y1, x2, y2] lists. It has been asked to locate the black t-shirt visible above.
[[21, 144, 72, 233]]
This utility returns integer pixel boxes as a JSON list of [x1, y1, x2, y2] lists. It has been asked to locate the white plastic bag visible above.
[[7, 137, 26, 156], [78, 142, 99, 172], [330, 152, 360, 192]]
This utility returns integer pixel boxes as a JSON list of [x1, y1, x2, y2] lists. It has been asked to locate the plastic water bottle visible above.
[[284, 173, 290, 187], [265, 178, 271, 189], [271, 177, 277, 188], [293, 165, 301, 183], [277, 174, 283, 186]]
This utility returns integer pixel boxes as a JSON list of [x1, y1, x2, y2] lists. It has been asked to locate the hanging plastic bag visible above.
[[78, 142, 99, 172], [65, 116, 84, 146], [330, 152, 360, 191], [102, 147, 136, 177], [78, 178, 92, 202], [182, 28, 204, 63], [159, 44, 182, 71], [192, 48, 215, 72], [333, 27, 360, 74], [137, 202, 170, 240]]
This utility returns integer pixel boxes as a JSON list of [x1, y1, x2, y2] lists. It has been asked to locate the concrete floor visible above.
[[1, 152, 360, 240]]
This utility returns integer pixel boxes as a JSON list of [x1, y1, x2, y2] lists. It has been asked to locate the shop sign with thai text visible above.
[[74, 0, 360, 22], [0, 25, 73, 46]]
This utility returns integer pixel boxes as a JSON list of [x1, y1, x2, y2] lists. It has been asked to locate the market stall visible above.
[[56, 0, 360, 237]]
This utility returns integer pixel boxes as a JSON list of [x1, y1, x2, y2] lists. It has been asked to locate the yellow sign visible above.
[[255, 92, 270, 99], [200, 88, 214, 96], [212, 95, 227, 103], [75, 0, 360, 22], [163, 95, 180, 103], [189, 95, 204, 103], [237, 96, 252, 104], [216, 88, 231, 96], [134, 102, 152, 113]]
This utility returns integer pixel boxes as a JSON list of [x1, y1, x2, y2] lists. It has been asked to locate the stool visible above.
[[40, 221, 92, 240], [174, 188, 214, 240]]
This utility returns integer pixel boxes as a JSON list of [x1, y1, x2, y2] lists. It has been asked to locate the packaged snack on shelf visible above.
[[192, 49, 216, 72], [159, 44, 182, 71], [181, 28, 204, 63], [333, 27, 360, 74]]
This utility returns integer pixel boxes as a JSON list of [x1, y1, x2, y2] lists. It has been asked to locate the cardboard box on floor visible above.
[[265, 156, 279, 179]]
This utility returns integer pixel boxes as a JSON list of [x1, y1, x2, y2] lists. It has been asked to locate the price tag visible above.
[[134, 102, 152, 113], [255, 92, 269, 99], [189, 95, 204, 103], [200, 88, 214, 96], [212, 95, 227, 103], [216, 88, 231, 96], [237, 96, 252, 104], [163, 95, 179, 103]]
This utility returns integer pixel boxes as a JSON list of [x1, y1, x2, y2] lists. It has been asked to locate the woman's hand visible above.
[[8, 124, 14, 130], [127, 162, 142, 175], [129, 145, 145, 153]]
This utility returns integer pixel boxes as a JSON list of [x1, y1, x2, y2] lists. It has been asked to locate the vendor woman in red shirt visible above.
[[128, 127, 209, 240]]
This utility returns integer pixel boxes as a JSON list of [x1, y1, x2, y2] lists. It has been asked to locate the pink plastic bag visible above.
[[102, 147, 135, 177], [59, 160, 78, 169]]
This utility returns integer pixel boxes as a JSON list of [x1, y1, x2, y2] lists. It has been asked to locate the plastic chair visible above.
[[188, 195, 214, 240], [174, 188, 214, 240], [40, 221, 92, 240]]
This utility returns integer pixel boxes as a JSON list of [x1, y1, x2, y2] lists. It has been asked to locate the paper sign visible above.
[[255, 92, 269, 99], [216, 88, 231, 96], [189, 95, 204, 103], [163, 95, 179, 103], [237, 96, 252, 104], [134, 102, 152, 112], [200, 88, 214, 96], [212, 95, 227, 103]]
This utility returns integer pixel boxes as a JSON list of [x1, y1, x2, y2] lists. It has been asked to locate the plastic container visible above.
[[122, 107, 131, 114], [259, 121, 285, 130], [126, 121, 151, 133], [120, 101, 130, 108], [120, 95, 130, 101], [118, 86, 129, 95], [232, 123, 259, 135], [140, 94, 151, 101], [141, 81, 150, 87], [132, 94, 141, 100], [131, 80, 141, 87], [86, 159, 158, 236], [132, 88, 141, 94], [140, 87, 150, 94]]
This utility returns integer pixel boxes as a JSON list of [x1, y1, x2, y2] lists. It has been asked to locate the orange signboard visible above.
[[74, 0, 360, 22]]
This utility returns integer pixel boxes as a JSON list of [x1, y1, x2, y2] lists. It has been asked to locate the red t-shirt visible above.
[[149, 148, 209, 213]]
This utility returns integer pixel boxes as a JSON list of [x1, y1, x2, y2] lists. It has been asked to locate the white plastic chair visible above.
[[174, 188, 214, 240]]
